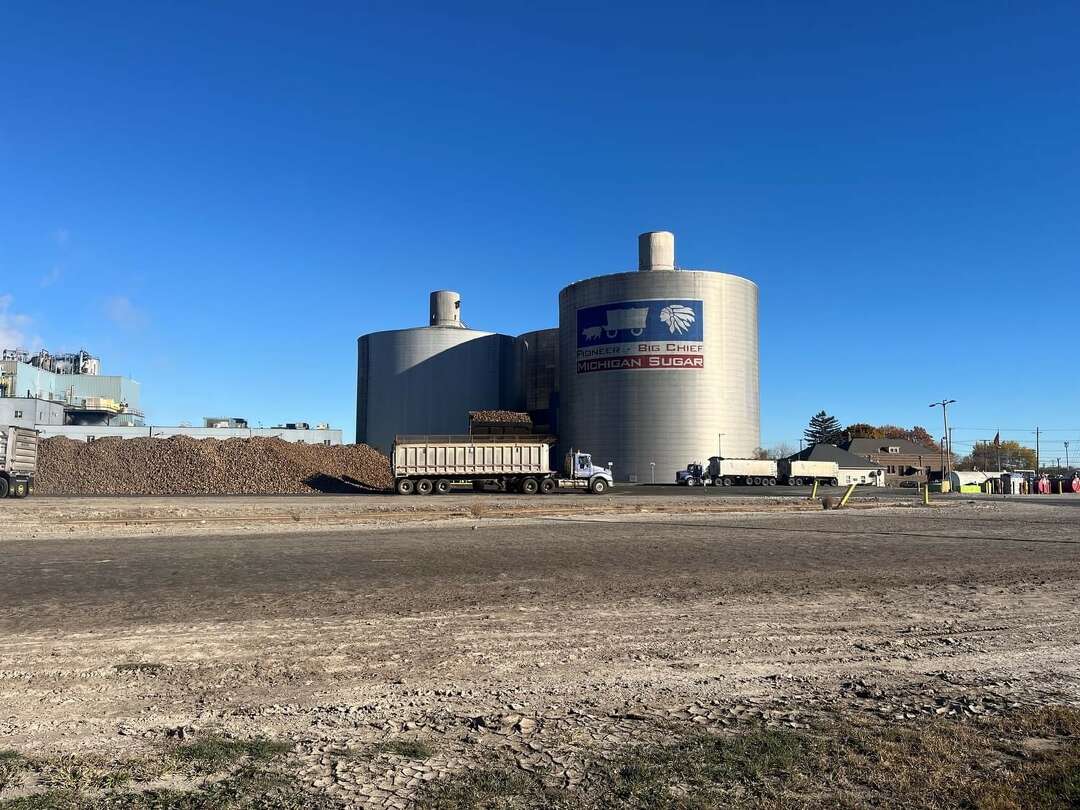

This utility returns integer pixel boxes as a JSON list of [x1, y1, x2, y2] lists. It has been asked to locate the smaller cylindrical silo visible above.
[[638, 231, 675, 272], [429, 290, 462, 327]]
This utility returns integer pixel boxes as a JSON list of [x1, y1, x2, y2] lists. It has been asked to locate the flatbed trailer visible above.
[[391, 435, 614, 495]]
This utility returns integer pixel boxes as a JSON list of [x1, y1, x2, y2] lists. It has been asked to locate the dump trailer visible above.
[[391, 435, 614, 495], [707, 457, 778, 486], [0, 426, 38, 498], [777, 459, 840, 486]]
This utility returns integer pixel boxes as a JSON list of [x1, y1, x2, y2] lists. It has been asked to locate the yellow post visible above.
[[1059, 481, 1064, 495], [923, 484, 930, 505], [809, 480, 819, 500], [839, 483, 857, 508]]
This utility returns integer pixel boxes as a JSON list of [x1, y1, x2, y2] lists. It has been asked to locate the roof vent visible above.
[[638, 231, 675, 272], [429, 291, 462, 327]]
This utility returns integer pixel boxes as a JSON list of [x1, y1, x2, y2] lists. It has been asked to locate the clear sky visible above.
[[2, 2, 1078, 456]]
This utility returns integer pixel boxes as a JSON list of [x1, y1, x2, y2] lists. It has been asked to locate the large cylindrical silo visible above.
[[356, 292, 516, 453], [558, 232, 759, 481]]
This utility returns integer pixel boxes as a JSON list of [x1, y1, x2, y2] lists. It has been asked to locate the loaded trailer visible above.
[[777, 459, 840, 486], [391, 435, 614, 495], [0, 425, 38, 498], [706, 457, 779, 486]]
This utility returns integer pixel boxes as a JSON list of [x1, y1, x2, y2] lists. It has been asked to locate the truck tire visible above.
[[829, 478, 839, 487], [12, 481, 26, 498], [435, 478, 452, 495], [767, 477, 777, 486], [722, 477, 732, 487], [521, 477, 539, 495], [395, 478, 414, 496], [415, 478, 433, 496], [589, 477, 608, 494], [539, 477, 556, 494], [794, 477, 804, 486], [0, 477, 8, 499]]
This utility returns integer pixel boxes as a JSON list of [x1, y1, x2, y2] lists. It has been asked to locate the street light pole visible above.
[[930, 399, 956, 477]]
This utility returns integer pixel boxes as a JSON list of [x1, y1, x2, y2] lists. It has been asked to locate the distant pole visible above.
[[1036, 426, 1040, 473], [1066, 441, 1070, 470], [997, 430, 1002, 471], [930, 399, 956, 476]]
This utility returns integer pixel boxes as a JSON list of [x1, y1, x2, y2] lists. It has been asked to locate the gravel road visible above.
[[2, 498, 1079, 806]]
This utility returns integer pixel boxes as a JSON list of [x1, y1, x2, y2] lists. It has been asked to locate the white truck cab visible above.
[[566, 451, 614, 494]]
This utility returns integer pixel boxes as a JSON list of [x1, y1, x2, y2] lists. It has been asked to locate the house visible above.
[[842, 437, 943, 485], [788, 444, 886, 486]]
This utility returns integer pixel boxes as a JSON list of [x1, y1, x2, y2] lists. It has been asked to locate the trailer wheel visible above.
[[829, 478, 839, 487], [0, 477, 8, 499], [12, 481, 26, 498], [793, 477, 804, 486], [539, 477, 556, 494], [435, 479, 452, 495], [589, 477, 608, 494], [767, 477, 777, 486], [395, 478, 414, 496], [521, 477, 539, 495], [415, 478, 433, 496], [722, 477, 732, 487]]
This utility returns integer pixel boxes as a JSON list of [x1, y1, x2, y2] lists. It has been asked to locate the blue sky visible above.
[[2, 1, 1078, 455]]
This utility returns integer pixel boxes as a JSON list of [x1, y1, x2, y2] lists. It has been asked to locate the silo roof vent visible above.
[[429, 290, 463, 327], [638, 231, 675, 271]]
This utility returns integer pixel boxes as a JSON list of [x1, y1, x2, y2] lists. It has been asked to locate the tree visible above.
[[804, 411, 843, 446], [958, 440, 1036, 471], [769, 441, 796, 459], [845, 423, 883, 440], [844, 423, 940, 451]]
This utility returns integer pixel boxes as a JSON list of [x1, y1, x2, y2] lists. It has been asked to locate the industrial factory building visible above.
[[0, 348, 143, 426], [357, 231, 760, 481], [1, 348, 342, 444]]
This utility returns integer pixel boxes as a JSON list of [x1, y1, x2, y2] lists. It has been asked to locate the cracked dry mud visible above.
[[1, 496, 1079, 806]]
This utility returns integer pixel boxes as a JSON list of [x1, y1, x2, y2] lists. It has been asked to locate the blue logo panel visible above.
[[576, 299, 703, 348]]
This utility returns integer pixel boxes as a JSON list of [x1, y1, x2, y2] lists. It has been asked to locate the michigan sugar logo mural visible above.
[[576, 299, 704, 373]]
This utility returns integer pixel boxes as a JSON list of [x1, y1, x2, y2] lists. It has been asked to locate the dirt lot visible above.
[[2, 495, 1079, 807]]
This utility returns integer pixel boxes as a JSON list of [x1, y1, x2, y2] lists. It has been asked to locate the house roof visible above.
[[842, 437, 938, 457], [788, 443, 885, 469]]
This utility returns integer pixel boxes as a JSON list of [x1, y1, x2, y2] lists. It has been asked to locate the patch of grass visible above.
[[172, 735, 291, 770], [0, 768, 337, 810], [416, 707, 1080, 810], [0, 751, 28, 792], [376, 739, 434, 760], [419, 765, 567, 810]]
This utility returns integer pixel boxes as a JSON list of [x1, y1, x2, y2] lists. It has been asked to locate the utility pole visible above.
[[1036, 426, 1040, 473], [930, 399, 956, 476], [1066, 441, 1070, 470]]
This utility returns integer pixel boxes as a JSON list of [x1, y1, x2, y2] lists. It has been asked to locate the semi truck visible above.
[[676, 462, 707, 486], [706, 457, 779, 486], [777, 459, 840, 486], [391, 435, 614, 495], [0, 426, 38, 498]]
